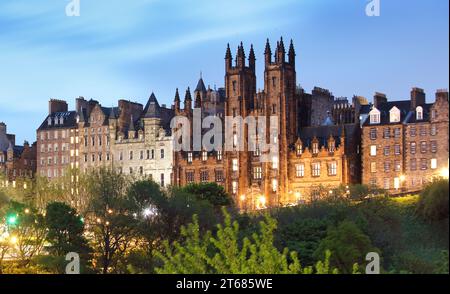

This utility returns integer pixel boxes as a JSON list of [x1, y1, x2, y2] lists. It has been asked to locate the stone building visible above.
[[361, 88, 449, 193], [110, 94, 174, 187], [173, 38, 361, 210], [37, 99, 81, 179], [0, 122, 37, 182]]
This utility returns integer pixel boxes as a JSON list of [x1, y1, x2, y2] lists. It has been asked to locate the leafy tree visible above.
[[87, 168, 138, 274], [44, 201, 91, 271], [180, 183, 233, 207], [154, 209, 338, 274], [417, 179, 449, 222], [5, 201, 47, 267], [314, 220, 378, 274]]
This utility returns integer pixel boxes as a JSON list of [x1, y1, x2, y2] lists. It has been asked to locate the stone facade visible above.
[[173, 38, 361, 209], [361, 88, 449, 193], [36, 100, 80, 179], [0, 122, 37, 182]]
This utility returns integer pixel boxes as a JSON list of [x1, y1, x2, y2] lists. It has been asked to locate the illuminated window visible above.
[[369, 108, 380, 124], [272, 156, 279, 169], [217, 150, 222, 161], [253, 167, 262, 180], [232, 159, 239, 171], [312, 142, 319, 154], [312, 163, 321, 177], [431, 158, 437, 170], [272, 179, 278, 192], [394, 177, 400, 190], [202, 151, 208, 161], [296, 164, 305, 178], [389, 106, 400, 123], [370, 162, 377, 173], [410, 142, 416, 154], [187, 152, 193, 163], [328, 162, 337, 176], [370, 145, 377, 156], [232, 181, 238, 194]]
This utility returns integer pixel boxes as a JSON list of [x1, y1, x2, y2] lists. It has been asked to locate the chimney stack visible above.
[[49, 99, 68, 115], [410, 87, 425, 110], [373, 92, 387, 109]]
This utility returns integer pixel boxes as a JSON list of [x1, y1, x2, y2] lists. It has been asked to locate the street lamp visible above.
[[440, 167, 449, 179]]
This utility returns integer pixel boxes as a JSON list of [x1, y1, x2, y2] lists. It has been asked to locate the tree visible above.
[[417, 179, 449, 222], [87, 168, 138, 274], [45, 202, 90, 259], [5, 201, 47, 267], [314, 220, 378, 274], [154, 209, 338, 274], [180, 183, 233, 207]]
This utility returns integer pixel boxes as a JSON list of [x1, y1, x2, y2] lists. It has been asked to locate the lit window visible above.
[[272, 156, 279, 169], [202, 151, 208, 161], [370, 145, 377, 156], [312, 143, 319, 154], [187, 152, 193, 163], [232, 181, 238, 194], [431, 158, 437, 169], [394, 177, 400, 190], [216, 150, 222, 161], [410, 142, 416, 154], [253, 167, 262, 180], [232, 159, 239, 171], [328, 162, 337, 176], [272, 179, 278, 192], [312, 162, 321, 177], [296, 164, 305, 178], [296, 144, 303, 156], [370, 162, 377, 173]]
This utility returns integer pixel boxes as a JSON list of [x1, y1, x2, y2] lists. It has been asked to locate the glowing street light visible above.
[[6, 215, 17, 226], [9, 235, 18, 245], [439, 167, 449, 179], [240, 195, 246, 201], [400, 175, 406, 182]]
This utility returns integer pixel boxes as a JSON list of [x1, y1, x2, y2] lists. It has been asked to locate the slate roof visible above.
[[195, 78, 207, 93], [37, 111, 78, 131], [361, 100, 434, 126], [296, 124, 357, 149]]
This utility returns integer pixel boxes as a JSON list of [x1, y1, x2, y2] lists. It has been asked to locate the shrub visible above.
[[417, 179, 449, 222]]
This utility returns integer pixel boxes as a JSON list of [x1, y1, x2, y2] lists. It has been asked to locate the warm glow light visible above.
[[295, 192, 301, 200], [10, 236, 18, 245], [96, 218, 102, 224], [400, 175, 406, 182], [258, 195, 267, 209], [329, 190, 333, 195], [240, 195, 246, 201], [108, 209, 113, 214], [24, 208, 30, 214], [440, 168, 449, 179]]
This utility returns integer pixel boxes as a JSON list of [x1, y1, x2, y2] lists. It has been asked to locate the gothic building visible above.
[[173, 38, 362, 209]]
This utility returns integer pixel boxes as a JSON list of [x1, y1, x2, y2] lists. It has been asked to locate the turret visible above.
[[264, 39, 272, 66], [276, 37, 286, 64], [174, 88, 181, 113], [195, 91, 202, 109], [249, 44, 256, 71], [225, 43, 232, 72], [288, 39, 296, 66], [184, 87, 192, 114], [128, 115, 136, 139], [236, 42, 246, 69]]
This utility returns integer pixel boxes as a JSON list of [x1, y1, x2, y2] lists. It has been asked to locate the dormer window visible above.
[[59, 117, 64, 125], [369, 108, 380, 124], [389, 106, 400, 123], [312, 142, 319, 154], [187, 152, 193, 163], [416, 106, 423, 120], [202, 151, 208, 161], [47, 117, 52, 126], [296, 144, 303, 156], [328, 140, 335, 153]]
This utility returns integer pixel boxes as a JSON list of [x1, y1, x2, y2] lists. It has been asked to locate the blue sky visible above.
[[0, 0, 448, 143]]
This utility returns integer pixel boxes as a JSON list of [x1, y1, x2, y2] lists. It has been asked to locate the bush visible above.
[[417, 179, 449, 222]]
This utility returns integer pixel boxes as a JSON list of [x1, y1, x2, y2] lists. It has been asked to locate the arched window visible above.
[[389, 106, 400, 123], [416, 106, 423, 120]]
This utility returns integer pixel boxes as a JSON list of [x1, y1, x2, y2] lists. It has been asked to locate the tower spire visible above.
[[249, 44, 256, 71], [236, 42, 246, 68], [225, 43, 232, 71], [265, 38, 272, 65], [288, 39, 296, 65]]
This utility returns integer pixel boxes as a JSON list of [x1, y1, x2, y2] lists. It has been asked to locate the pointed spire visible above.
[[225, 43, 233, 71], [185, 87, 192, 101], [279, 36, 285, 52], [174, 88, 180, 102], [276, 37, 286, 64], [249, 44, 256, 70], [236, 42, 246, 68], [265, 38, 272, 65], [288, 39, 296, 65], [195, 74, 207, 93]]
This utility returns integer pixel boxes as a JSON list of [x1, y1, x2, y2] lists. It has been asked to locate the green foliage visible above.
[[44, 202, 91, 270], [180, 182, 234, 207], [417, 179, 449, 222], [154, 209, 339, 274], [314, 220, 378, 274]]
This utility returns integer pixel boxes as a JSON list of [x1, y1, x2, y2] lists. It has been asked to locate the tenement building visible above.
[[173, 38, 362, 210], [0, 122, 37, 182], [37, 99, 80, 179], [361, 88, 449, 194]]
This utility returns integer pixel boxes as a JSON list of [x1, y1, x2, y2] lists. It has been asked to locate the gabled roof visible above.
[[362, 100, 433, 126]]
